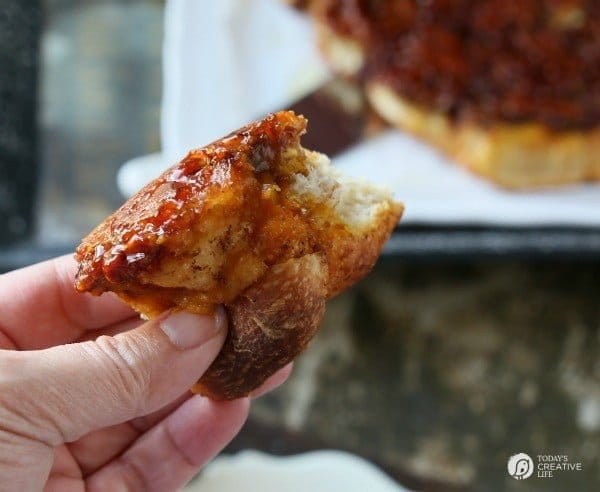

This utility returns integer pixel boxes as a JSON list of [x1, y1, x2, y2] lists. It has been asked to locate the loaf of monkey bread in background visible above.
[[310, 0, 600, 188], [75, 111, 403, 400]]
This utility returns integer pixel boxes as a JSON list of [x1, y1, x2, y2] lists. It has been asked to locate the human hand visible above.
[[0, 255, 291, 491]]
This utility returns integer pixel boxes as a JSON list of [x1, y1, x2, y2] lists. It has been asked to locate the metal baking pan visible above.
[[385, 226, 600, 260]]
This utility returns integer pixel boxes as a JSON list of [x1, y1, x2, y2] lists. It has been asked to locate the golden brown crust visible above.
[[316, 24, 365, 78], [193, 254, 327, 400], [368, 83, 600, 189], [320, 205, 401, 297]]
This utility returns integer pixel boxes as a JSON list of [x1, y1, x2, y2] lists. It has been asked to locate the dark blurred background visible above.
[[0, 0, 163, 266], [0, 1, 598, 491]]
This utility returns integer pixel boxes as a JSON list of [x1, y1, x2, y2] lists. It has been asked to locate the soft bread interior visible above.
[[292, 150, 396, 229]]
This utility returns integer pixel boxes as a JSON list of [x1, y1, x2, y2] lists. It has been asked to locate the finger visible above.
[[0, 255, 134, 350], [45, 446, 83, 492], [50, 445, 81, 479], [0, 309, 227, 446], [72, 362, 293, 474], [69, 392, 192, 476], [251, 363, 293, 399], [67, 317, 187, 474], [86, 396, 250, 492]]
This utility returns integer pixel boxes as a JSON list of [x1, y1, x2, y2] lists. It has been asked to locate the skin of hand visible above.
[[0, 255, 292, 492]]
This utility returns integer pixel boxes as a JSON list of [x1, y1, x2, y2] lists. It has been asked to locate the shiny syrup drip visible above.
[[77, 112, 307, 290]]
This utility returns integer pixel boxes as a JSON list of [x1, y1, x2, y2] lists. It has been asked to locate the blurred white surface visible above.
[[161, 0, 329, 164], [118, 0, 600, 226], [186, 450, 409, 492]]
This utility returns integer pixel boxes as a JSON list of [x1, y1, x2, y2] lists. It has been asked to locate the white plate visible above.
[[186, 450, 410, 492]]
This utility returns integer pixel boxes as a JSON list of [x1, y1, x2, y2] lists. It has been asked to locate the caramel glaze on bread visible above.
[[75, 111, 403, 399]]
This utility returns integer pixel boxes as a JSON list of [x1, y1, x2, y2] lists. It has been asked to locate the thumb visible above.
[[0, 309, 227, 446]]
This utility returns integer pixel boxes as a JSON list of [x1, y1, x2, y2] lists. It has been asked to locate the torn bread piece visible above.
[[75, 111, 403, 400]]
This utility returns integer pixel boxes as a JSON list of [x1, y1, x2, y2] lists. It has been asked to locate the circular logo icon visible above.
[[508, 453, 534, 480]]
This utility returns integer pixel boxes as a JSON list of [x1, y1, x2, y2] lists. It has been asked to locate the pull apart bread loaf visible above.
[[310, 0, 600, 189], [75, 111, 403, 400]]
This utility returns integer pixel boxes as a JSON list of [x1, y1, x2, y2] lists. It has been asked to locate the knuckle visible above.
[[92, 335, 153, 411], [119, 456, 150, 492]]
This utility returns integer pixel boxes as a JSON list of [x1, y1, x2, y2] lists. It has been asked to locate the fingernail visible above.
[[160, 308, 226, 350]]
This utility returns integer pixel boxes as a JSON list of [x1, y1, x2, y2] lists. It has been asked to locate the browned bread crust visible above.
[[192, 253, 327, 399], [368, 83, 600, 189], [75, 111, 403, 399]]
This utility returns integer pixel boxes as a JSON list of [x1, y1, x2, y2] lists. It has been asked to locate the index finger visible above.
[[0, 254, 136, 349]]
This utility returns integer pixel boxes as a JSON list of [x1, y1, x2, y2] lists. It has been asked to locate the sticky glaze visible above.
[[75, 112, 312, 295]]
